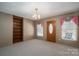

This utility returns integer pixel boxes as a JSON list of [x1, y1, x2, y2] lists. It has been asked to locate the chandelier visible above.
[[32, 8, 40, 20]]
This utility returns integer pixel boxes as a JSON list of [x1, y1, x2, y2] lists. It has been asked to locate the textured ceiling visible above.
[[0, 2, 79, 20]]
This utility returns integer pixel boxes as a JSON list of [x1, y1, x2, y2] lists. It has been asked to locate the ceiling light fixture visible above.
[[32, 8, 40, 20]]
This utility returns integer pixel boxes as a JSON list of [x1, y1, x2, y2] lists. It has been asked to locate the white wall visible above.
[[23, 18, 34, 41], [0, 12, 35, 47], [0, 12, 13, 47]]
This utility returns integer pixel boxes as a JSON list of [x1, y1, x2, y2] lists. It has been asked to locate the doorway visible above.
[[13, 16, 23, 43], [47, 20, 56, 42]]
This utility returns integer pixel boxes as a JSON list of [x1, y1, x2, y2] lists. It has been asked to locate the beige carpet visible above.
[[0, 39, 79, 56]]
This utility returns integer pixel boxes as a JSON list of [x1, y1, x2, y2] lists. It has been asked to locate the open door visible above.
[[47, 20, 56, 42]]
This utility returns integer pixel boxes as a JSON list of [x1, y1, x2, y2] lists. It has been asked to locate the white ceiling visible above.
[[0, 2, 79, 20]]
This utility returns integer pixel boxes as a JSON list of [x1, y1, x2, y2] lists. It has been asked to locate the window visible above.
[[37, 24, 43, 36], [60, 16, 78, 41], [49, 23, 53, 34]]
